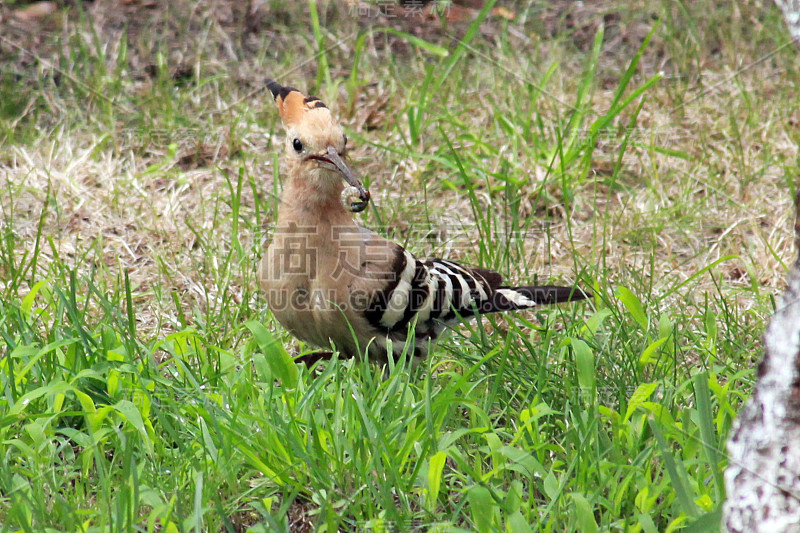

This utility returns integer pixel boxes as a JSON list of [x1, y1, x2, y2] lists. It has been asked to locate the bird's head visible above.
[[265, 79, 370, 212]]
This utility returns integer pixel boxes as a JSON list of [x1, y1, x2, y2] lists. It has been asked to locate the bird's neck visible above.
[[277, 171, 356, 230]]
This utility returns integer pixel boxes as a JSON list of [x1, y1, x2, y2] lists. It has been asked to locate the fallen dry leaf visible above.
[[12, 1, 57, 23]]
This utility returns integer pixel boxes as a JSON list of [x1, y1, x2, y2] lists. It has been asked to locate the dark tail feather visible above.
[[518, 285, 592, 304], [480, 285, 591, 314]]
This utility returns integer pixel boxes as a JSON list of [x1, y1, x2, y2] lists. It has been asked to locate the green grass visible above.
[[0, 0, 795, 530]]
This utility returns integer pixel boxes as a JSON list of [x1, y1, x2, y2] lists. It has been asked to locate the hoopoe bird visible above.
[[260, 79, 590, 365]]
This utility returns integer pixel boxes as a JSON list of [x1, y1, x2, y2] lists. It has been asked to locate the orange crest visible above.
[[265, 79, 328, 127]]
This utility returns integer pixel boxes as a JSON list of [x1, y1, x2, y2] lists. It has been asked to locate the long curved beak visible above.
[[307, 146, 370, 211]]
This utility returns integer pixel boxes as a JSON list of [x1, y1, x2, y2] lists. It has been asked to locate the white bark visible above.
[[723, 192, 800, 532], [775, 0, 800, 42]]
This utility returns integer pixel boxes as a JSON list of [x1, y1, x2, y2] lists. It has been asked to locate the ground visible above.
[[0, 0, 797, 531]]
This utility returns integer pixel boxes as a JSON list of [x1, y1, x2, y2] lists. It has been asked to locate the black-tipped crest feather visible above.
[[266, 78, 328, 109], [264, 78, 297, 101]]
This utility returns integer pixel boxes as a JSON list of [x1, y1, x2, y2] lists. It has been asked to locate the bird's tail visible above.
[[479, 285, 591, 314]]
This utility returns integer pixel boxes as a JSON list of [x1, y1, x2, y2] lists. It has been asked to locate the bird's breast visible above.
[[259, 227, 370, 350]]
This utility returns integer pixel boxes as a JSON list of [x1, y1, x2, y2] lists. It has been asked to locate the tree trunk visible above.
[[775, 0, 800, 42], [723, 191, 800, 532]]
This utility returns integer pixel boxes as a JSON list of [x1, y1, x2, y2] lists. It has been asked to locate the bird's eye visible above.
[[292, 138, 303, 153]]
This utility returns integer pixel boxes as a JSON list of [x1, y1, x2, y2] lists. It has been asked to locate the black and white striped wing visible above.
[[359, 243, 589, 359], [363, 249, 525, 331]]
